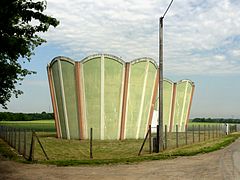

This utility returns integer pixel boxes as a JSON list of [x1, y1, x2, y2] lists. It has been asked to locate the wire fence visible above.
[[0, 126, 50, 161], [0, 126, 33, 159], [0, 124, 239, 160], [151, 124, 239, 152]]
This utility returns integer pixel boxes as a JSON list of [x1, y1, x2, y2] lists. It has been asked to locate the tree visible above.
[[0, 0, 59, 109]]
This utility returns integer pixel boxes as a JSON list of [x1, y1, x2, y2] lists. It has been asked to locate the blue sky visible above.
[[1, 0, 240, 118]]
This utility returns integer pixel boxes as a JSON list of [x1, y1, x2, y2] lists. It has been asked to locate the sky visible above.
[[1, 0, 240, 118]]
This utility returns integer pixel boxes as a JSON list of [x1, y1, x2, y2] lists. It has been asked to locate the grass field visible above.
[[1, 132, 238, 166], [189, 122, 222, 125], [34, 137, 150, 161], [0, 120, 55, 132], [0, 120, 239, 165], [34, 132, 224, 161]]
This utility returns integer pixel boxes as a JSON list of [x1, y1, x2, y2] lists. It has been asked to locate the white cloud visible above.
[[42, 0, 240, 75], [232, 49, 240, 57]]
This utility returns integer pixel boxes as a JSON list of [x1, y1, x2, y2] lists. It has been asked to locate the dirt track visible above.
[[1, 139, 240, 180]]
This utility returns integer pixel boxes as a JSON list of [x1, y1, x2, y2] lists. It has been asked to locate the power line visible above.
[[162, 0, 174, 18]]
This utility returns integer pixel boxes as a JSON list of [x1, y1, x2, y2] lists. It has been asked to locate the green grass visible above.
[[33, 132, 240, 166], [0, 121, 239, 166], [0, 132, 239, 166], [188, 122, 222, 125], [161, 133, 239, 156], [0, 139, 25, 161], [34, 137, 150, 161], [0, 120, 55, 132]]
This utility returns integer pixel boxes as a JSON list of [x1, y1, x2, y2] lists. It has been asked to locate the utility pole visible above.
[[158, 0, 174, 152]]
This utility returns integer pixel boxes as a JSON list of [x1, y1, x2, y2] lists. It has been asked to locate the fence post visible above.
[[138, 127, 150, 156], [176, 125, 179, 148], [90, 128, 93, 159], [18, 129, 21, 153], [14, 128, 17, 148], [35, 133, 49, 160], [185, 124, 188, 145], [149, 125, 152, 154], [165, 125, 167, 150], [198, 125, 200, 142], [193, 125, 195, 143], [156, 125, 159, 153], [6, 127, 8, 143], [24, 130, 27, 158], [9, 128, 12, 147], [204, 125, 206, 141], [212, 125, 214, 138], [4, 127, 7, 141], [220, 124, 222, 135], [208, 125, 210, 139], [5, 127, 7, 141], [219, 124, 220, 137], [28, 131, 36, 161], [8, 127, 10, 144]]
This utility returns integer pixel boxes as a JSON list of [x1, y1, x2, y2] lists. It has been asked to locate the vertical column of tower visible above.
[[120, 63, 130, 140], [47, 65, 61, 138], [58, 60, 70, 139], [117, 63, 126, 139], [147, 68, 159, 128], [75, 62, 85, 139], [169, 83, 177, 132], [100, 55, 105, 140], [136, 63, 149, 139], [179, 82, 189, 131], [185, 84, 195, 129]]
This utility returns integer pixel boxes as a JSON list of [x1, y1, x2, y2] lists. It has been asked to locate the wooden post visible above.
[[6, 127, 8, 143], [176, 125, 179, 148], [3, 127, 5, 140], [193, 125, 195, 143], [35, 133, 49, 160], [208, 125, 210, 139], [165, 125, 167, 150], [204, 125, 206, 141], [219, 124, 221, 137], [12, 128, 14, 147], [8, 127, 10, 144], [28, 131, 36, 161], [212, 125, 214, 138], [138, 128, 150, 156], [14, 128, 17, 148], [90, 128, 93, 159], [149, 125, 152, 154], [18, 129, 21, 153], [24, 130, 27, 158], [156, 125, 159, 152], [185, 124, 188, 145], [198, 125, 200, 142], [9, 128, 12, 147]]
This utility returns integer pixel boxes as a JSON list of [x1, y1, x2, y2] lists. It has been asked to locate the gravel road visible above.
[[1, 138, 240, 180]]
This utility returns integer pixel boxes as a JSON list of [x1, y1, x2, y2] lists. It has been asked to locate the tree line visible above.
[[0, 112, 53, 121], [191, 118, 240, 124]]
